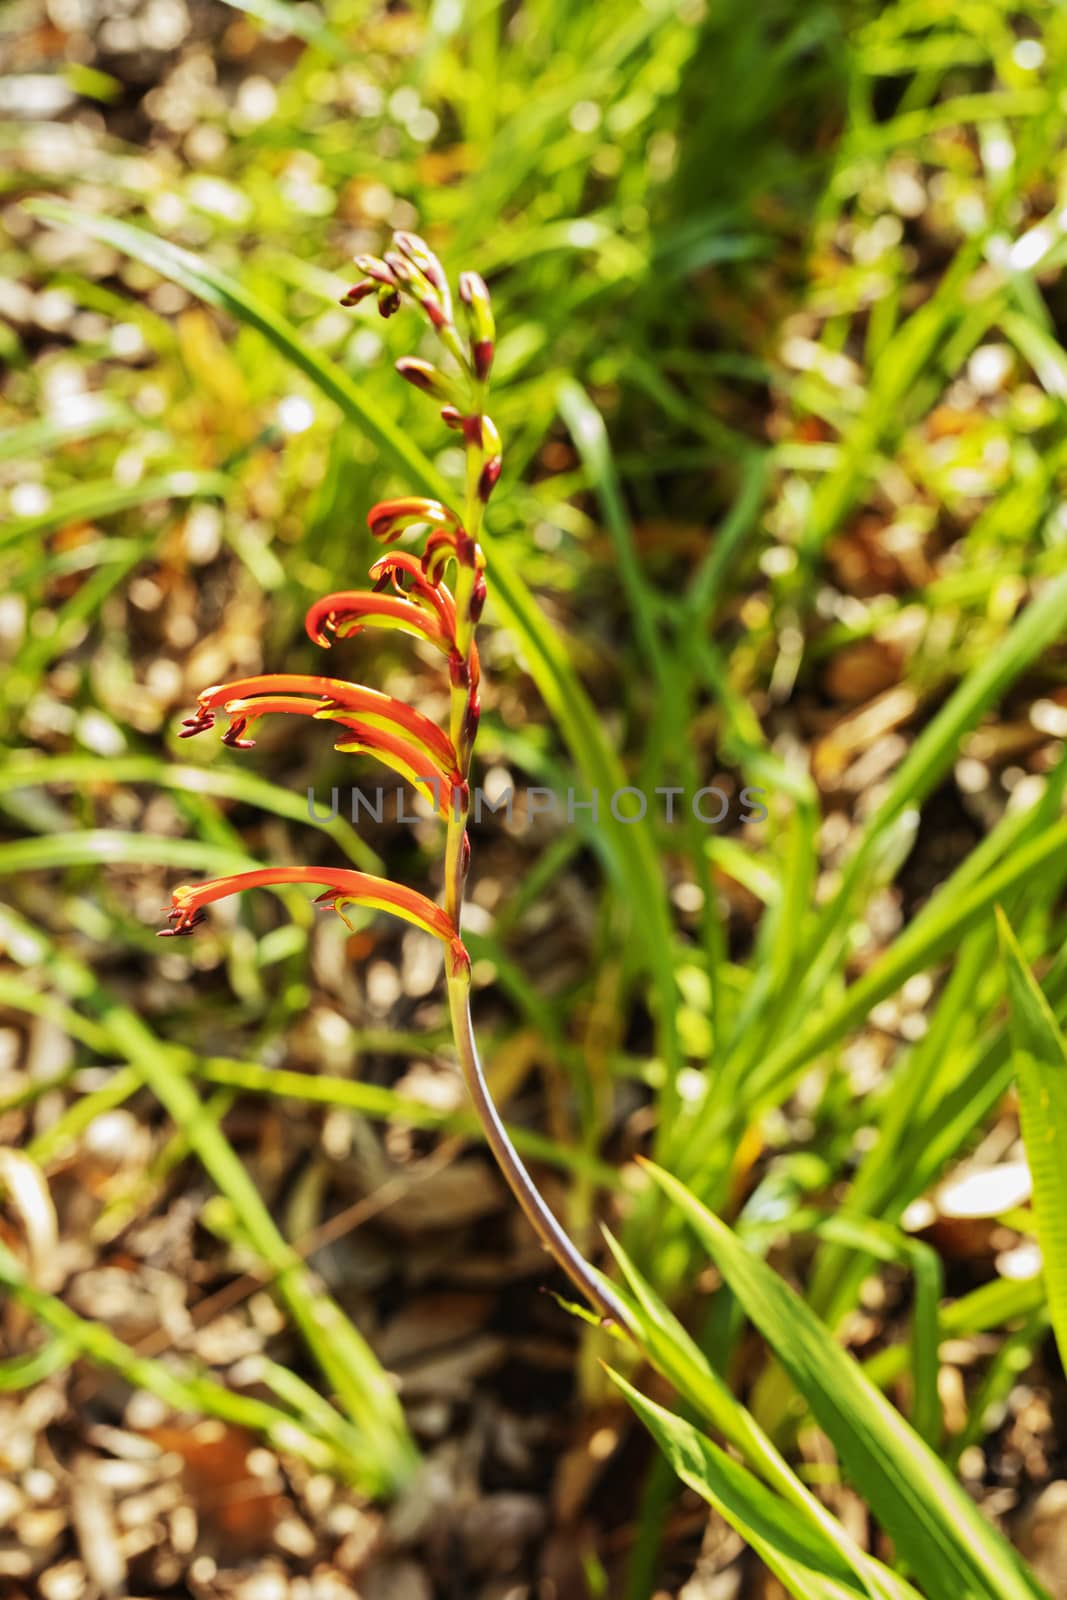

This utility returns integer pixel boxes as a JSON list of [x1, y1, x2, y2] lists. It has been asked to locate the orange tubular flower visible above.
[[159, 867, 469, 976], [367, 496, 460, 544], [181, 675, 457, 772], [304, 590, 451, 651], [368, 552, 457, 632]]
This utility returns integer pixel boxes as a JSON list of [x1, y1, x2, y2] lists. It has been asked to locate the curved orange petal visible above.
[[367, 497, 459, 545], [368, 552, 456, 631], [305, 591, 450, 651]]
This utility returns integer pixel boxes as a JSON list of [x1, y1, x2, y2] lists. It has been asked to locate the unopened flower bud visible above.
[[462, 693, 481, 746], [395, 232, 447, 291], [395, 357, 458, 403], [340, 280, 377, 307], [383, 250, 421, 288], [460, 414, 484, 449], [384, 250, 451, 330], [354, 255, 398, 286], [472, 340, 493, 382], [449, 651, 469, 689], [469, 572, 487, 623], [478, 456, 502, 502], [377, 285, 401, 319], [440, 405, 463, 430], [458, 272, 494, 378]]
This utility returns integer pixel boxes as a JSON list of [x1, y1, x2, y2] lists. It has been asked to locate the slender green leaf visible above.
[[998, 909, 1067, 1369], [599, 1231, 913, 1600], [643, 1160, 1049, 1600], [609, 1369, 867, 1600], [0, 470, 231, 552]]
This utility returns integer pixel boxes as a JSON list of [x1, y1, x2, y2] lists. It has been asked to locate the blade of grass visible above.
[[600, 1231, 913, 1600], [997, 909, 1067, 1370], [643, 1160, 1050, 1600], [0, 1235, 372, 1480], [0, 906, 416, 1492], [608, 1369, 872, 1600], [0, 754, 381, 871], [0, 399, 132, 463], [0, 470, 231, 553]]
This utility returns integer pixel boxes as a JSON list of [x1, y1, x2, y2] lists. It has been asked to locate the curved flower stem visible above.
[[447, 968, 627, 1328]]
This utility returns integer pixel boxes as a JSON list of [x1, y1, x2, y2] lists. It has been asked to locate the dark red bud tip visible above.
[[354, 255, 397, 286], [449, 652, 469, 689], [395, 358, 433, 393], [455, 529, 477, 565], [221, 719, 256, 750], [440, 405, 463, 430], [340, 281, 377, 307], [158, 906, 207, 936], [377, 286, 401, 319], [462, 699, 480, 746], [478, 457, 502, 502], [460, 832, 471, 875], [473, 340, 493, 382], [469, 572, 487, 623], [460, 414, 484, 449]]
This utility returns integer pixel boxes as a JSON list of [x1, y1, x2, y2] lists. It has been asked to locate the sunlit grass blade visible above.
[[642, 1160, 1050, 1600], [0, 399, 132, 463], [599, 1231, 913, 1600], [0, 829, 260, 878], [0, 753, 381, 871], [608, 1369, 871, 1600], [557, 379, 667, 688], [997, 908, 1067, 1371], [0, 906, 416, 1493], [0, 1235, 372, 1479], [739, 813, 1067, 1123], [0, 470, 231, 552]]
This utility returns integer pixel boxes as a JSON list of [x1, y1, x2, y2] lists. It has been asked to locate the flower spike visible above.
[[157, 231, 626, 1332]]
